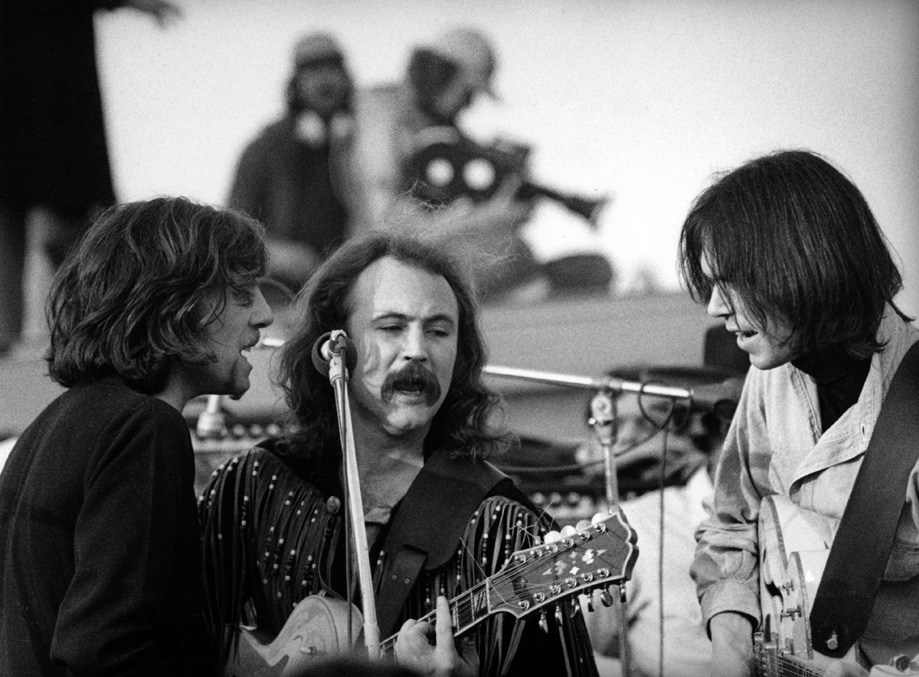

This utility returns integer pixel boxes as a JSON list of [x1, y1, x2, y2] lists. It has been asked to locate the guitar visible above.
[[756, 495, 919, 676], [226, 509, 638, 676]]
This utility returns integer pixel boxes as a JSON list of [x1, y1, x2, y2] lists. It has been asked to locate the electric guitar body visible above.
[[756, 495, 919, 676]]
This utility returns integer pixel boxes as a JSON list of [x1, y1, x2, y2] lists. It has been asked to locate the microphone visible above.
[[689, 377, 746, 420], [311, 331, 358, 376]]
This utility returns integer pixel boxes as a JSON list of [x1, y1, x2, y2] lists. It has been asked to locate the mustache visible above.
[[381, 361, 442, 406]]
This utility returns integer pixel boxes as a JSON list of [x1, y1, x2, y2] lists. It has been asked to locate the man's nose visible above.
[[707, 285, 730, 319], [251, 289, 274, 329], [401, 326, 428, 361]]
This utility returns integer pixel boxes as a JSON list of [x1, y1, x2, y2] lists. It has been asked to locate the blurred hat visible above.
[[293, 32, 345, 68], [427, 26, 497, 97]]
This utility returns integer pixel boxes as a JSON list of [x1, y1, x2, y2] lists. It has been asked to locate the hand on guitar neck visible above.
[[395, 596, 478, 677]]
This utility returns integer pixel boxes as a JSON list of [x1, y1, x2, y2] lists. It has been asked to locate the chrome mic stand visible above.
[[587, 388, 632, 677], [322, 330, 381, 658]]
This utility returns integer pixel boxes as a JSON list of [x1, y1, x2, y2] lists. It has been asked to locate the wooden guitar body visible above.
[[226, 596, 362, 677]]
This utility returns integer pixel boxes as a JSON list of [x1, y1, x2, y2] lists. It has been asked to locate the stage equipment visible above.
[[485, 363, 744, 677], [404, 127, 609, 226], [483, 365, 743, 419]]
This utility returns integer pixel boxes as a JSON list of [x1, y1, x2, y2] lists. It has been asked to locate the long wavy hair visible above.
[[679, 149, 906, 359], [46, 197, 267, 393], [278, 230, 509, 463]]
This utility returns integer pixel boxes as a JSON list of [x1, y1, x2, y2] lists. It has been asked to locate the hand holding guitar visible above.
[[395, 596, 478, 677]]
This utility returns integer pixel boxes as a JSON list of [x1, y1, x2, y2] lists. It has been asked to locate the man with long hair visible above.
[[0, 197, 273, 675], [680, 150, 917, 676], [228, 31, 357, 293], [199, 231, 599, 676]]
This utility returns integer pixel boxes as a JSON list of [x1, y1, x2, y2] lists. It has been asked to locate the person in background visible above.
[[577, 327, 748, 677], [199, 230, 599, 676], [228, 31, 359, 294], [683, 150, 917, 677], [0, 197, 273, 676], [352, 26, 550, 302], [0, 0, 180, 356]]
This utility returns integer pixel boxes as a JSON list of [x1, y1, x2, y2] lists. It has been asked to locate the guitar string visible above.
[[380, 522, 623, 651]]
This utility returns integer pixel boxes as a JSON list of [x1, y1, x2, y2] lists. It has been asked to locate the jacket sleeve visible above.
[[690, 378, 765, 632]]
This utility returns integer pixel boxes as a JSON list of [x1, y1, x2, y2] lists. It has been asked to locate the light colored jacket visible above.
[[692, 305, 919, 639]]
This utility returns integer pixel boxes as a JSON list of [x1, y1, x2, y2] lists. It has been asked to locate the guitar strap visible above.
[[374, 448, 511, 638], [810, 340, 919, 657]]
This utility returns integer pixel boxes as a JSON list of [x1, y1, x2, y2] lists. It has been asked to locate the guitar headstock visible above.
[[486, 509, 638, 620]]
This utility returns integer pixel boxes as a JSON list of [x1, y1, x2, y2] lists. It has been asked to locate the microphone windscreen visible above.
[[311, 331, 358, 376]]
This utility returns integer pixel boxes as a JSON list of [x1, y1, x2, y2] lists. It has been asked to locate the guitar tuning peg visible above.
[[560, 525, 577, 538], [581, 593, 594, 613], [543, 530, 562, 544], [568, 600, 580, 619], [600, 589, 614, 607], [539, 610, 549, 634], [575, 519, 592, 532], [555, 604, 564, 625], [591, 511, 613, 525]]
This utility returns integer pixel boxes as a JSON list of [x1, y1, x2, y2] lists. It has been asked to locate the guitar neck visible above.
[[378, 577, 502, 654], [756, 650, 824, 677]]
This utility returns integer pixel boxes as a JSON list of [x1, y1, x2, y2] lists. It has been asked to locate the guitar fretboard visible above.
[[378, 560, 528, 653], [756, 648, 824, 677]]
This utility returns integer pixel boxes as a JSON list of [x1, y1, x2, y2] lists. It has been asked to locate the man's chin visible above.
[[380, 409, 437, 437]]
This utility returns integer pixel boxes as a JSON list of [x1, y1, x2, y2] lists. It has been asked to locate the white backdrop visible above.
[[95, 0, 919, 314]]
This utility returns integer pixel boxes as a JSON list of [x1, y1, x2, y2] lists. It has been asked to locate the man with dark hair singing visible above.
[[680, 150, 918, 676], [198, 231, 599, 676], [0, 197, 273, 675]]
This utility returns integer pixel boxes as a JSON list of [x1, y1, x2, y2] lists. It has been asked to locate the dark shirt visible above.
[[0, 381, 214, 676], [199, 442, 600, 676], [793, 346, 872, 432], [228, 116, 348, 256]]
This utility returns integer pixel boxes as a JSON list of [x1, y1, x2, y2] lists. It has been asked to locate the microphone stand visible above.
[[587, 388, 633, 677], [484, 364, 698, 677], [325, 330, 381, 658]]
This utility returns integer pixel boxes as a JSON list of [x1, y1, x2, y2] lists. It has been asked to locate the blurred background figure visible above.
[[227, 31, 360, 295], [0, 0, 180, 357], [353, 25, 613, 302], [575, 327, 749, 677]]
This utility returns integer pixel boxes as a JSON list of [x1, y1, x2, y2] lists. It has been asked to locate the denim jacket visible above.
[[691, 306, 919, 645]]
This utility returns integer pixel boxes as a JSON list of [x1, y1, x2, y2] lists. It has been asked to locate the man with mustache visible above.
[[199, 231, 599, 676], [227, 32, 358, 293]]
